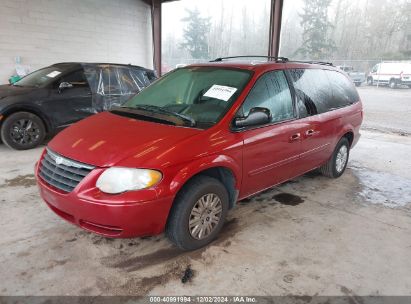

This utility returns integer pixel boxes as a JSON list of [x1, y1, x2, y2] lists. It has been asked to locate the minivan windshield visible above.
[[14, 66, 65, 88], [119, 67, 252, 128]]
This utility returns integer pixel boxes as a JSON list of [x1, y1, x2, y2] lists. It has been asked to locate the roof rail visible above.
[[289, 60, 334, 66], [210, 56, 289, 62]]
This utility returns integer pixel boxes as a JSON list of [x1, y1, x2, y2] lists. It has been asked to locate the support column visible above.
[[151, 0, 162, 75], [268, 0, 284, 58]]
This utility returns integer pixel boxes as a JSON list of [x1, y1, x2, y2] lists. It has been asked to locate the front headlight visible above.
[[96, 167, 162, 194]]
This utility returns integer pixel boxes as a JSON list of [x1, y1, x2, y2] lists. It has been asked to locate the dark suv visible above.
[[0, 62, 156, 150]]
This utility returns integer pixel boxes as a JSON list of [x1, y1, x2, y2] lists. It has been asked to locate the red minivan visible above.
[[35, 57, 363, 250]]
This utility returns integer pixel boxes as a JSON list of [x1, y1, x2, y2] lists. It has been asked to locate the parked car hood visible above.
[[0, 84, 36, 99], [48, 111, 204, 168]]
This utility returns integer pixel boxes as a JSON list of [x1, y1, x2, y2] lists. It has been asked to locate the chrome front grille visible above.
[[39, 148, 94, 193]]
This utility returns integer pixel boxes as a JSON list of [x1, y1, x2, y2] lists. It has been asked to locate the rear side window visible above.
[[325, 70, 360, 108], [242, 70, 294, 123], [289, 69, 331, 116]]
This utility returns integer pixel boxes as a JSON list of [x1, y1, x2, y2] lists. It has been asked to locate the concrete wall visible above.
[[0, 0, 153, 84]]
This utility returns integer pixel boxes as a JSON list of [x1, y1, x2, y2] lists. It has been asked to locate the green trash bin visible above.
[[9, 75, 21, 84]]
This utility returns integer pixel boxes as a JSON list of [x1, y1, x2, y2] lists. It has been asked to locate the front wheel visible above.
[[389, 79, 397, 89], [166, 175, 229, 250], [319, 137, 350, 178], [0, 112, 46, 150], [367, 77, 373, 86], [355, 82, 361, 87]]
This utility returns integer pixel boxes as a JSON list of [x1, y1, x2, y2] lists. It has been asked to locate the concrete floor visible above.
[[0, 87, 410, 296]]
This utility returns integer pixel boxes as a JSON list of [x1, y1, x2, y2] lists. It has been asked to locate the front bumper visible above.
[[36, 163, 173, 238]]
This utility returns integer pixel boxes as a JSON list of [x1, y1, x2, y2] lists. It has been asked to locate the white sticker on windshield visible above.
[[203, 85, 237, 101], [46, 71, 61, 78]]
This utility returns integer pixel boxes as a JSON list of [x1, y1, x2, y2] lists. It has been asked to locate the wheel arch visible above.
[[342, 130, 354, 147], [169, 155, 241, 210], [1, 105, 52, 133]]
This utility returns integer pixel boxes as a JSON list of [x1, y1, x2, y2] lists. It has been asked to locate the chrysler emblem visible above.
[[55, 156, 64, 165]]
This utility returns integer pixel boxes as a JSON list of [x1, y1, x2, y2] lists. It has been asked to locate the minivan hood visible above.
[[0, 84, 36, 99], [48, 111, 203, 167]]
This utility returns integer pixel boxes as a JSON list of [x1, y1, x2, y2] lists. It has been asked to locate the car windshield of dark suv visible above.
[[13, 66, 65, 88], [116, 67, 252, 129]]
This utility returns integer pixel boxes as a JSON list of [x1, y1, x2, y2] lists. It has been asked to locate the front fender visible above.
[[168, 154, 242, 195]]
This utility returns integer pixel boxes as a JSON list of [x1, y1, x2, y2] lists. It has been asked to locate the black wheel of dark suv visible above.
[[319, 137, 350, 178], [1, 112, 46, 150], [166, 175, 229, 251]]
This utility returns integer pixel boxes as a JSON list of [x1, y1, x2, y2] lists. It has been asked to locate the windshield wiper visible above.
[[133, 104, 196, 127]]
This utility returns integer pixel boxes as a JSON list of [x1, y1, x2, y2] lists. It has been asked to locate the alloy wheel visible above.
[[9, 119, 41, 146], [189, 193, 223, 240], [335, 145, 348, 173]]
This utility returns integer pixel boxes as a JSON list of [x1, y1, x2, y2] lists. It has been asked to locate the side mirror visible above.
[[58, 81, 73, 93], [234, 107, 271, 128]]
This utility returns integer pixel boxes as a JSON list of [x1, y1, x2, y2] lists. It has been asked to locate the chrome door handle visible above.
[[289, 133, 301, 142], [306, 129, 315, 136]]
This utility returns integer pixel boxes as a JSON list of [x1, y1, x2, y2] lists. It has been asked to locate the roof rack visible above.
[[210, 56, 289, 62], [289, 60, 334, 66]]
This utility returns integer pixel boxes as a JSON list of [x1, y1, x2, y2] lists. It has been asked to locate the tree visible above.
[[295, 0, 336, 59], [180, 8, 211, 59]]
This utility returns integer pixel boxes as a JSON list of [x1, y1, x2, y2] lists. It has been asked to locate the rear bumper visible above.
[[37, 176, 173, 238]]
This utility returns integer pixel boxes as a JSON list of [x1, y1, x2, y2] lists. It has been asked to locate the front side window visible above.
[[241, 71, 294, 123], [120, 67, 252, 128], [58, 70, 89, 88]]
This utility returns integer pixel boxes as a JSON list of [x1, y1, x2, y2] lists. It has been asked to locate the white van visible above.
[[367, 62, 411, 88]]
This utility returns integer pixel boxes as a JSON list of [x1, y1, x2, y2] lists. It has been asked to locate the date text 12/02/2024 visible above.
[[149, 297, 257, 303]]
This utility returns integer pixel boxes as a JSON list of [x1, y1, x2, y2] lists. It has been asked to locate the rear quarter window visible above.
[[325, 70, 360, 108]]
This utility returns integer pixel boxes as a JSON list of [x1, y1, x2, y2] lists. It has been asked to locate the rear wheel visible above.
[[355, 82, 361, 87], [389, 79, 397, 89], [166, 175, 229, 250], [319, 137, 350, 178], [0, 112, 46, 150]]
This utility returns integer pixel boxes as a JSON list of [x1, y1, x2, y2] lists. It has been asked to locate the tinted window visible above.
[[242, 71, 294, 123], [326, 70, 360, 107], [60, 70, 88, 88], [289, 69, 331, 116]]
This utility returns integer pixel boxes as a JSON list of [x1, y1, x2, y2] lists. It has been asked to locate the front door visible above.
[[46, 69, 93, 128], [239, 70, 304, 197]]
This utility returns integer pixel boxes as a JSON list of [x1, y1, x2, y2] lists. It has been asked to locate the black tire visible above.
[[389, 79, 397, 89], [355, 82, 361, 87], [319, 137, 350, 178], [166, 175, 229, 251], [407, 85, 411, 89], [367, 77, 373, 86], [0, 112, 46, 150]]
